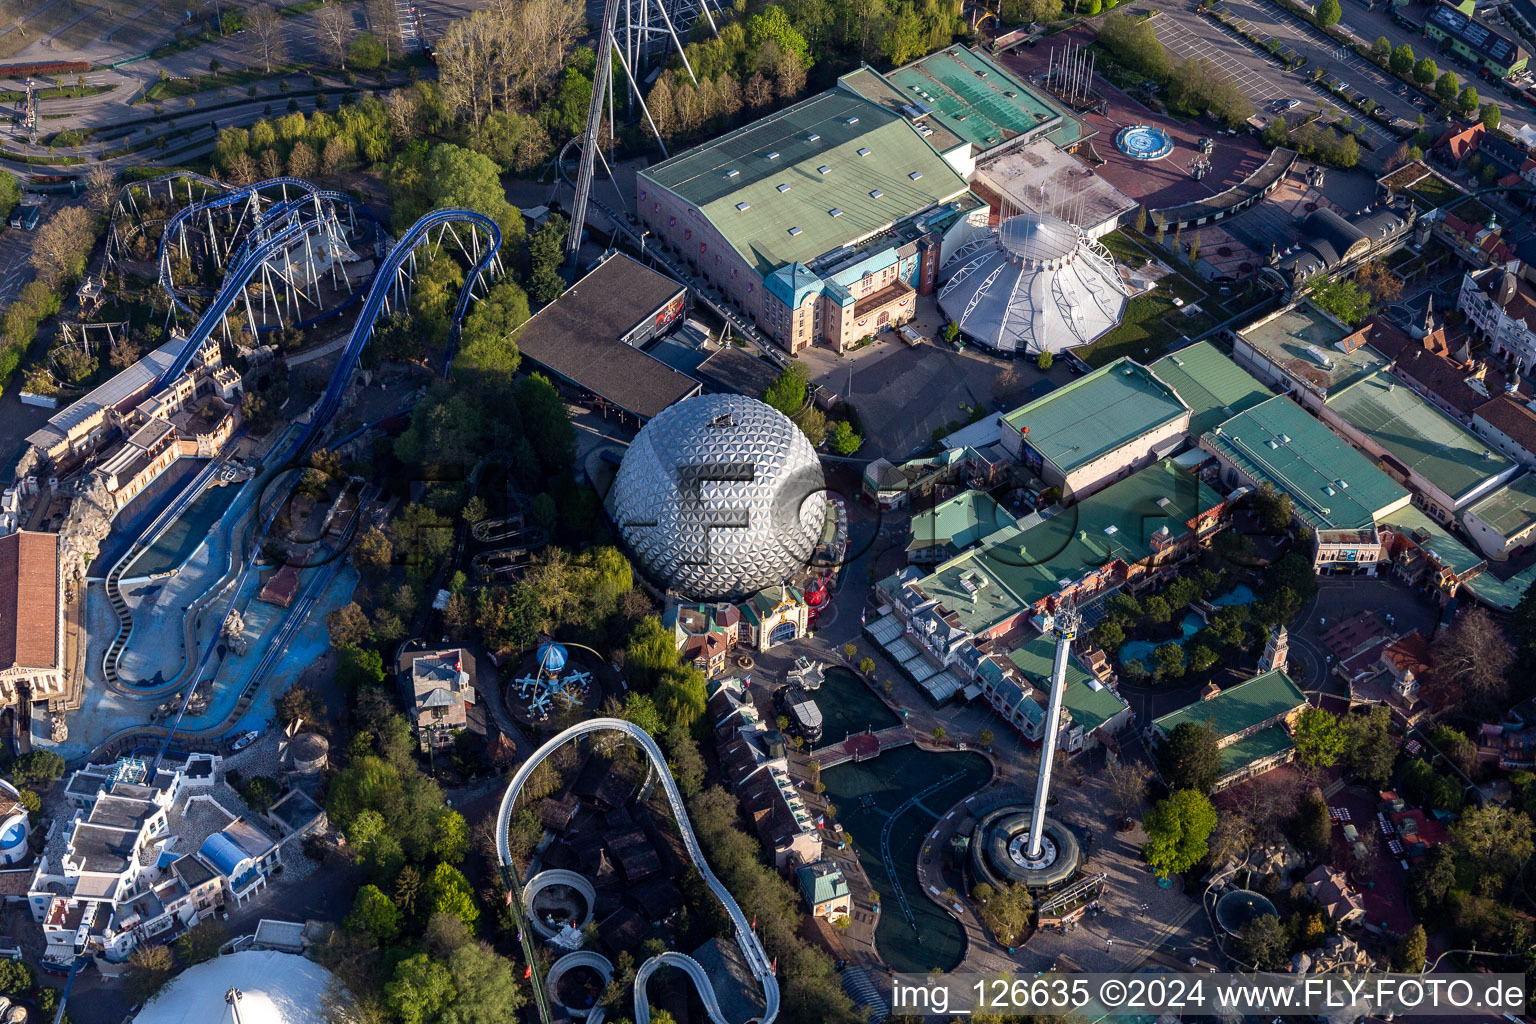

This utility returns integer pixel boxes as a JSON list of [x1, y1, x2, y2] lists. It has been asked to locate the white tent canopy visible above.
[[133, 950, 340, 1024], [938, 211, 1128, 356]]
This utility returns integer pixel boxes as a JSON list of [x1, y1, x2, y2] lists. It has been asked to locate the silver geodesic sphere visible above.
[[607, 393, 826, 601]]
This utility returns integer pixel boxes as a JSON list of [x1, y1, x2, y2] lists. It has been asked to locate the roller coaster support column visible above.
[[566, 0, 622, 270]]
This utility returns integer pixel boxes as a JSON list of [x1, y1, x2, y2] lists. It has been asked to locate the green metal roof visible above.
[[1325, 369, 1515, 505], [1378, 504, 1488, 578], [1204, 396, 1410, 531], [885, 45, 1069, 151], [1464, 560, 1536, 611], [918, 459, 1224, 629], [908, 490, 1011, 554], [1006, 633, 1127, 735], [1152, 669, 1307, 741], [1151, 341, 1273, 439], [1215, 724, 1295, 778], [796, 862, 849, 905], [1240, 302, 1386, 395], [638, 89, 969, 276], [1466, 473, 1536, 540], [1002, 359, 1189, 475]]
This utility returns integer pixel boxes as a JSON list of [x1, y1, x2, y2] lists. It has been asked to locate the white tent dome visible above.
[[132, 950, 340, 1024], [938, 212, 1128, 356]]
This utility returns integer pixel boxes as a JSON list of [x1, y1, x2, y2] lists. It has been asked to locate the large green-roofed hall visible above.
[[1151, 341, 1273, 439], [999, 358, 1190, 498]]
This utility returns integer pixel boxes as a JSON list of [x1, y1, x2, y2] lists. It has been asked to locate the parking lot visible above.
[[1223, 0, 1422, 122], [1151, 5, 1397, 148]]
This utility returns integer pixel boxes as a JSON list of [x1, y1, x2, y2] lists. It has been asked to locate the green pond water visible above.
[[128, 481, 241, 577], [816, 665, 901, 741], [822, 745, 992, 973]]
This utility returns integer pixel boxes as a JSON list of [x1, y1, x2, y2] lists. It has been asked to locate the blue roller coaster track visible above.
[[146, 185, 502, 775], [156, 175, 384, 330]]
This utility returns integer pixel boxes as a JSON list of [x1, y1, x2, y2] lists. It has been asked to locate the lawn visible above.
[[54, 1, 105, 49], [1100, 228, 1153, 264], [0, 0, 82, 59], [1076, 293, 1184, 367]]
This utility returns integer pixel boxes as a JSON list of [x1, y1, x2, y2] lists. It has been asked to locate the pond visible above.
[[815, 666, 901, 746], [1212, 583, 1257, 607], [822, 746, 992, 974], [1119, 611, 1203, 669], [1118, 583, 1259, 670]]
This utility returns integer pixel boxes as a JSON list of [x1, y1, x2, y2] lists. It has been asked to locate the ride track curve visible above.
[[146, 199, 503, 775], [496, 718, 780, 1024]]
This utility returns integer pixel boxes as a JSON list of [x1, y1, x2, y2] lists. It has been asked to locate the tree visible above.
[[1427, 606, 1513, 706], [1309, 275, 1373, 325], [245, 3, 287, 71], [434, 809, 470, 863], [1436, 70, 1459, 101], [315, 1, 355, 67], [1296, 786, 1331, 860], [1408, 844, 1455, 919], [1342, 705, 1397, 788], [443, 942, 526, 1023], [347, 883, 402, 943], [1371, 36, 1391, 62], [882, 5, 926, 65], [350, 31, 387, 70], [1450, 805, 1534, 893], [1390, 43, 1415, 76], [1105, 752, 1152, 822], [526, 213, 568, 305], [426, 862, 480, 931], [1152, 641, 1185, 679], [1143, 789, 1218, 879], [1356, 261, 1402, 304], [1459, 85, 1479, 116], [1294, 707, 1345, 768], [126, 944, 175, 1004], [1314, 0, 1340, 27], [0, 169, 17, 226], [366, 0, 401, 60], [1394, 924, 1428, 972], [1098, 11, 1170, 79], [0, 959, 31, 997], [1157, 721, 1222, 795], [11, 749, 65, 786], [1482, 102, 1502, 131], [31, 205, 98, 286], [829, 420, 862, 455], [337, 644, 386, 691], [83, 163, 116, 217], [1236, 912, 1288, 968], [388, 954, 457, 1024], [277, 684, 327, 732], [174, 920, 227, 965], [763, 362, 810, 415], [1413, 57, 1438, 85]]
